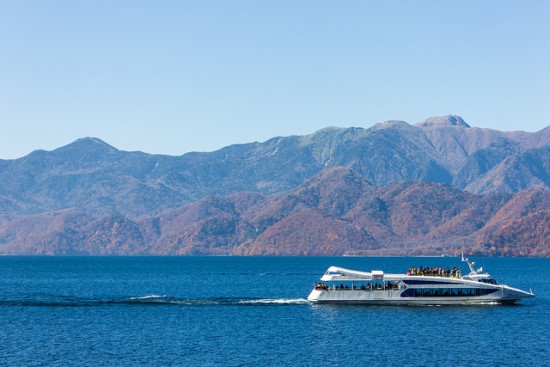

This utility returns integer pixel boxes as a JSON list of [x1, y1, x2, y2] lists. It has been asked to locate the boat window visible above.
[[478, 278, 498, 285], [400, 288, 499, 297], [403, 279, 456, 285]]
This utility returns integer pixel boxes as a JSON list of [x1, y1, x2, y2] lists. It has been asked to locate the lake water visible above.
[[0, 256, 548, 366]]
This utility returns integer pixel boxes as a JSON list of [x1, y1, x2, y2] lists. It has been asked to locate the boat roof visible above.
[[320, 266, 404, 282], [319, 265, 481, 283]]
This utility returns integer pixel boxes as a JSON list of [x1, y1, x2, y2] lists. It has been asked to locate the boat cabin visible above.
[[316, 267, 403, 292]]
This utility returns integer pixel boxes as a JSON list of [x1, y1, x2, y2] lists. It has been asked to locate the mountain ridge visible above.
[[2, 116, 549, 217], [1, 167, 547, 256], [1, 115, 549, 256]]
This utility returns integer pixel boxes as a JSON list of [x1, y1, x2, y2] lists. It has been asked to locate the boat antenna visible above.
[[461, 251, 478, 275]]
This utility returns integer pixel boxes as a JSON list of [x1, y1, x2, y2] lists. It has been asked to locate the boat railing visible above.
[[314, 282, 402, 292]]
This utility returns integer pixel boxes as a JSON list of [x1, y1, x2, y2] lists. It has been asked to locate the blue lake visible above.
[[0, 256, 548, 366]]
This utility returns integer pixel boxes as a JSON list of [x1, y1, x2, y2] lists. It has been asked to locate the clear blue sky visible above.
[[1, 1, 548, 159]]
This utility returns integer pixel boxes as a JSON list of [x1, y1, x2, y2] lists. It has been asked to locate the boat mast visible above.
[[461, 251, 478, 275]]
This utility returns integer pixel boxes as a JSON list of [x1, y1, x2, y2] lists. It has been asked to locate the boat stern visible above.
[[307, 289, 323, 302]]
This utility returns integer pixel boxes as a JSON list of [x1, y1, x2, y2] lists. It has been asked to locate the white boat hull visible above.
[[308, 284, 534, 305]]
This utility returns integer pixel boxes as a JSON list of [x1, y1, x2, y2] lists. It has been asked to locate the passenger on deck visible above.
[[407, 266, 462, 278], [314, 282, 329, 290]]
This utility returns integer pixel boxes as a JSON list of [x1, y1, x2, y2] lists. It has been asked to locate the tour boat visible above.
[[307, 255, 534, 305]]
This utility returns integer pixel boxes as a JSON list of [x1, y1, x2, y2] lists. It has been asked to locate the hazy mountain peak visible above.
[[299, 127, 346, 143], [53, 137, 118, 155], [72, 137, 116, 149], [372, 120, 411, 130], [416, 115, 470, 128]]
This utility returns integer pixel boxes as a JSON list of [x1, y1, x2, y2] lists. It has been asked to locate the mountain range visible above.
[[1, 115, 549, 256]]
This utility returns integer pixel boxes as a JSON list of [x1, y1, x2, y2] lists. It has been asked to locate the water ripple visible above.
[[0, 295, 310, 308]]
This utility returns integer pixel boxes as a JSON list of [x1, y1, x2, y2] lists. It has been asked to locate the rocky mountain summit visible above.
[[0, 115, 548, 256], [416, 114, 471, 128]]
